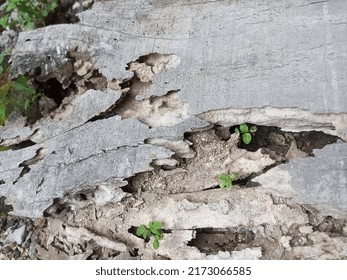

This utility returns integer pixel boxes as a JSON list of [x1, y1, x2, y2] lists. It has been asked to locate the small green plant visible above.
[[136, 221, 164, 249], [235, 123, 257, 144], [0, 74, 40, 126], [218, 172, 237, 188], [1, 48, 40, 125], [0, 0, 58, 30]]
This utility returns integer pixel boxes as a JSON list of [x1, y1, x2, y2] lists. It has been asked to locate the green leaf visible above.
[[0, 66, 3, 74], [24, 85, 36, 95], [3, 0, 58, 30], [222, 172, 237, 189], [218, 174, 229, 181], [43, 1, 57, 16], [13, 76, 35, 95], [136, 225, 147, 238], [249, 125, 257, 133], [0, 104, 6, 116], [152, 230, 163, 241], [47, 1, 58, 11], [31, 92, 40, 102], [153, 239, 159, 249], [13, 81, 26, 91], [0, 15, 10, 29], [136, 225, 144, 236], [150, 221, 162, 230], [13, 75, 30, 90], [23, 21, 36, 30], [149, 221, 162, 235], [242, 133, 252, 144], [219, 174, 231, 188], [218, 174, 228, 188], [157, 230, 164, 240], [137, 221, 164, 246], [239, 123, 249, 133], [154, 234, 160, 241], [6, 1, 18, 11], [234, 127, 240, 134]]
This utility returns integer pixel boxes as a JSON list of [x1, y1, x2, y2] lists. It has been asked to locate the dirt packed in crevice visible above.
[[129, 125, 340, 194], [0, 125, 345, 260]]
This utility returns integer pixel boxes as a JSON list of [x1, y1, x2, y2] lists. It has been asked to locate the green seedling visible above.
[[0, 48, 41, 127], [235, 123, 257, 144], [218, 172, 238, 188], [136, 221, 164, 249], [0, 48, 41, 126], [0, 74, 40, 126], [0, 0, 58, 30]]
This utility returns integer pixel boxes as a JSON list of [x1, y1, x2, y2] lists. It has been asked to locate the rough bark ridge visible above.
[[0, 0, 346, 260]]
